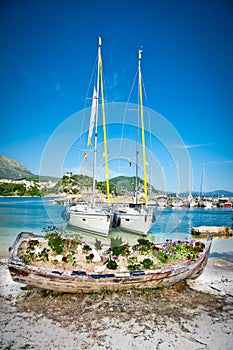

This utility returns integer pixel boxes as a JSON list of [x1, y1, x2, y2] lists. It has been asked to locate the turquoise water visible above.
[[0, 197, 232, 257], [0, 197, 66, 256]]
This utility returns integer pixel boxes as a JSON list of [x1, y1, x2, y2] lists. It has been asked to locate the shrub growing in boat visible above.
[[18, 229, 206, 273]]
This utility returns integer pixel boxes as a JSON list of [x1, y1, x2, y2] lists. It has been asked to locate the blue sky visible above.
[[1, 0, 233, 193]]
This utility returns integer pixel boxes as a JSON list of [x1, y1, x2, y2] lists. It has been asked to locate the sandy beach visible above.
[[0, 257, 233, 350]]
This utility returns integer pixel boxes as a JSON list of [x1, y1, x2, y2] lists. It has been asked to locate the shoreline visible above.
[[1, 258, 233, 349]]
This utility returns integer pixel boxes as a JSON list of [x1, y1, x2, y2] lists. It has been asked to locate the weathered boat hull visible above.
[[8, 232, 212, 294]]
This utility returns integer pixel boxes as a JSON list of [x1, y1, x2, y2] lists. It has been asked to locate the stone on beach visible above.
[[191, 225, 233, 237]]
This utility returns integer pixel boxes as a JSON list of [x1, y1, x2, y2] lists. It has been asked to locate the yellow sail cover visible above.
[[99, 55, 110, 204], [138, 50, 148, 206]]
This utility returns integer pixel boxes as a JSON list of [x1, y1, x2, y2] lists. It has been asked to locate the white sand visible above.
[[0, 258, 233, 350]]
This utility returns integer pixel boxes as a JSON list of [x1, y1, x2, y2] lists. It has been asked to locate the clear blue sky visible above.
[[1, 0, 233, 193]]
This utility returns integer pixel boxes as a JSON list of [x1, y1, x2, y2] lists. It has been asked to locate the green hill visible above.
[[108, 176, 157, 196], [0, 155, 33, 180], [0, 155, 59, 183]]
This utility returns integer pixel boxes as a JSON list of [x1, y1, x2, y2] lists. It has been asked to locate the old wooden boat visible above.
[[8, 232, 212, 294]]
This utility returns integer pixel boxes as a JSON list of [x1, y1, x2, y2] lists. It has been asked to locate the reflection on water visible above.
[[0, 198, 232, 257]]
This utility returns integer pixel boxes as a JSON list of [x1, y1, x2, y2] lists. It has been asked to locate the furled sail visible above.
[[87, 86, 97, 146]]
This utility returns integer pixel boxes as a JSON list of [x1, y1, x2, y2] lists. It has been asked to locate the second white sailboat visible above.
[[66, 37, 112, 236], [113, 49, 155, 235]]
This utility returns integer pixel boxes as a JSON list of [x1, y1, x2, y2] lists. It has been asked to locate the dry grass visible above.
[[16, 282, 229, 331]]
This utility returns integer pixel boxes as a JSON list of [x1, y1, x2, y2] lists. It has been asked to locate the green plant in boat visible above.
[[106, 259, 118, 270], [63, 239, 78, 253], [86, 253, 95, 262], [94, 238, 102, 250], [140, 258, 154, 269], [108, 243, 130, 257], [82, 244, 92, 253], [132, 238, 153, 255], [45, 232, 64, 254], [64, 251, 76, 266], [19, 239, 39, 264], [127, 262, 141, 271], [38, 248, 50, 262]]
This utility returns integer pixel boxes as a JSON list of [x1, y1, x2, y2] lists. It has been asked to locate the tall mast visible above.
[[135, 83, 139, 204], [91, 37, 110, 206], [138, 49, 148, 206], [91, 37, 101, 207], [99, 44, 110, 204], [135, 130, 139, 204]]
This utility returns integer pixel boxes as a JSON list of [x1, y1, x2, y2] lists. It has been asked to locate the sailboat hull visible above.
[[113, 206, 155, 236], [67, 206, 112, 236], [171, 200, 183, 208]]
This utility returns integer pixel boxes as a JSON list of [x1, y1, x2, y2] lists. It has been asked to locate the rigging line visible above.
[[117, 155, 136, 160], [85, 55, 98, 101], [118, 69, 138, 175]]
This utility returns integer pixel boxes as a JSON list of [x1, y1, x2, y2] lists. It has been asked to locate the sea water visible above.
[[0, 197, 66, 256], [0, 197, 232, 257]]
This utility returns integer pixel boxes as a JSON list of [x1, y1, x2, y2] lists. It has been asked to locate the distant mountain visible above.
[[0, 155, 34, 180], [181, 190, 233, 198], [0, 155, 59, 182], [204, 190, 233, 198]]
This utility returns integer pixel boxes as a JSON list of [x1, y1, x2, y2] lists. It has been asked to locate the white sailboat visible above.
[[67, 37, 112, 236], [156, 195, 167, 208], [156, 167, 167, 208], [199, 164, 213, 209], [187, 194, 196, 208], [113, 49, 155, 235], [171, 195, 183, 208], [187, 159, 196, 208]]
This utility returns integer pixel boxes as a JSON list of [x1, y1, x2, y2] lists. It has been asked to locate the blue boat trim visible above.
[[129, 270, 145, 276], [51, 270, 62, 275], [102, 273, 115, 278], [90, 273, 115, 279], [71, 270, 87, 276]]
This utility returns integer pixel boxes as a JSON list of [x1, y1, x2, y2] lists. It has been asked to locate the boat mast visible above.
[[91, 37, 101, 207], [99, 45, 110, 204], [135, 102, 139, 204], [138, 49, 148, 206], [188, 159, 193, 199]]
